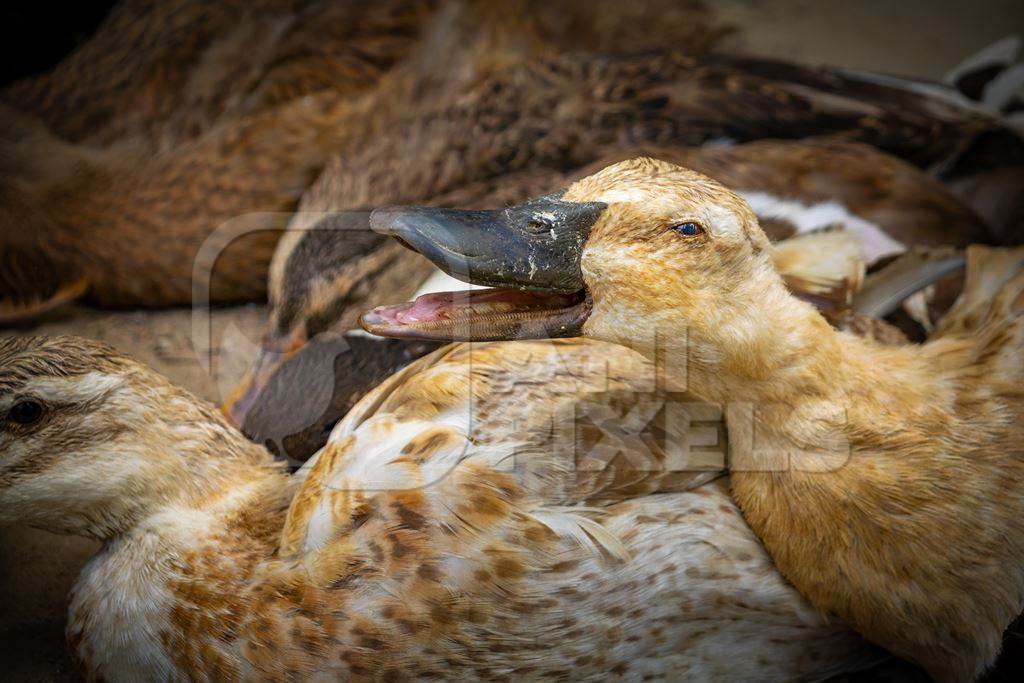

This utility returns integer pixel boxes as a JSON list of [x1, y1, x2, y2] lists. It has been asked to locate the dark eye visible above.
[[671, 221, 705, 237], [8, 400, 44, 426]]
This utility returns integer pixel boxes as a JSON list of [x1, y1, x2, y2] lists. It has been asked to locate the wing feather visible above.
[[282, 339, 727, 557]]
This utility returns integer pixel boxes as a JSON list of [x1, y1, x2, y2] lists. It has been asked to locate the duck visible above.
[[0, 0, 731, 323], [0, 333, 900, 680], [229, 228, 874, 464], [4, 0, 1019, 323], [0, 0, 440, 147], [360, 157, 1024, 681], [0, 0, 466, 322], [225, 136, 986, 455], [0, 0, 730, 147]]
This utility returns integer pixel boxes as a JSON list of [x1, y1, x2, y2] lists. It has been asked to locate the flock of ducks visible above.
[[2, 1, 1024, 681]]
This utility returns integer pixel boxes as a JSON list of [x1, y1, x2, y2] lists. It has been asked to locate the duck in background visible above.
[[0, 0, 728, 322], [2, 0, 1020, 322], [0, 0, 729, 147], [0, 0, 435, 322], [361, 158, 1024, 681], [225, 137, 987, 461], [0, 0, 440, 147]]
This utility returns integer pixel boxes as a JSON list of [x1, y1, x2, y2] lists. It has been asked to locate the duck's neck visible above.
[[67, 421, 294, 679], [621, 279, 1021, 680], [660, 281, 948, 476], [691, 299, 841, 408], [616, 277, 857, 407]]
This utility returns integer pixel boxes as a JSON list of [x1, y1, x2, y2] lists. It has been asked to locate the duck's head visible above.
[[223, 213, 393, 425], [0, 336, 267, 538], [362, 158, 790, 368], [221, 212, 436, 455]]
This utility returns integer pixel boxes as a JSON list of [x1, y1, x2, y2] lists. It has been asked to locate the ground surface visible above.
[[2, 1, 1023, 680]]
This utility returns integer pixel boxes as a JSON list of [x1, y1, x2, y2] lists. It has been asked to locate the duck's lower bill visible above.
[[360, 287, 590, 341]]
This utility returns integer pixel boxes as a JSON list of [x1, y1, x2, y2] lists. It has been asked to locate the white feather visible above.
[[741, 191, 905, 265], [531, 507, 631, 562]]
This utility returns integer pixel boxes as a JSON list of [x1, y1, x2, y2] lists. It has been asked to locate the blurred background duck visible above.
[[0, 0, 732, 146], [0, 0, 439, 146], [0, 0, 723, 322], [2, 0, 1021, 323], [0, 334, 894, 681], [360, 158, 1024, 681]]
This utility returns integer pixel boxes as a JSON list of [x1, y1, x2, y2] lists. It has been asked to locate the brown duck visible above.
[[225, 136, 989, 456], [0, 0, 730, 322], [361, 157, 1024, 681]]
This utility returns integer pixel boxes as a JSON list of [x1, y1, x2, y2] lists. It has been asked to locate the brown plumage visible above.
[[2, 0, 1017, 321], [0, 0, 730, 322], [0, 0, 440, 146], [0, 0, 433, 319], [1, 0, 729, 146]]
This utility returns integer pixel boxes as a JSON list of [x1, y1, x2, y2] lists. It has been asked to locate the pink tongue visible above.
[[393, 289, 577, 324], [396, 292, 458, 324]]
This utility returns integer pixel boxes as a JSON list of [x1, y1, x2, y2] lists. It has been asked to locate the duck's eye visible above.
[[671, 222, 705, 237], [8, 400, 44, 426]]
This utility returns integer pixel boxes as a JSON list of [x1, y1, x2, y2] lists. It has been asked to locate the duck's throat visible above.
[[608, 292, 842, 408]]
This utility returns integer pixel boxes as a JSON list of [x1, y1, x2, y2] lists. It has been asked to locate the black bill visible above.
[[360, 195, 606, 341]]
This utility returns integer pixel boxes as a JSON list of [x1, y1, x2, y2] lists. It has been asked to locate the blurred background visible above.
[[4, 1, 1024, 85]]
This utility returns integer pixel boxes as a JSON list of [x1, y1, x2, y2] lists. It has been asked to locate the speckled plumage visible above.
[[0, 335, 885, 681]]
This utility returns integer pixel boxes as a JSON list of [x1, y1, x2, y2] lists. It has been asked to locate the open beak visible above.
[[221, 326, 306, 428], [360, 195, 606, 341]]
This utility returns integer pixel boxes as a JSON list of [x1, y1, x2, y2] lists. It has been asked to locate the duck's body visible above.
[[361, 158, 1024, 680], [725, 270, 1024, 681], [0, 336, 883, 681]]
